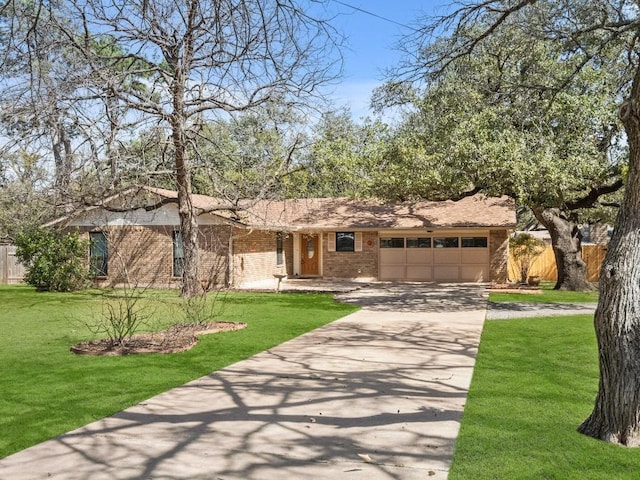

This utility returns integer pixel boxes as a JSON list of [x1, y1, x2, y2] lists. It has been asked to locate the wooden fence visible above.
[[508, 244, 607, 283], [0, 245, 25, 284]]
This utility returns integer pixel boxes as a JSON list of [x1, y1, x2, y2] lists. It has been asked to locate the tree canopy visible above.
[[374, 13, 626, 290], [388, 0, 640, 446]]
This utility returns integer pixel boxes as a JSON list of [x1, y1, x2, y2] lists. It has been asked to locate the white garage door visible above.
[[379, 235, 489, 282]]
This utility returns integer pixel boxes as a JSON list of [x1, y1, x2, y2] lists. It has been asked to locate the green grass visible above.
[[490, 282, 599, 304], [450, 315, 640, 479], [0, 285, 358, 459]]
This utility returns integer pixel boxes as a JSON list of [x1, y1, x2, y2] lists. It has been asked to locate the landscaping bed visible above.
[[71, 321, 247, 355]]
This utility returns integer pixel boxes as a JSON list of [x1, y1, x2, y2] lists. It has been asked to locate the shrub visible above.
[[15, 227, 89, 291], [509, 233, 547, 284]]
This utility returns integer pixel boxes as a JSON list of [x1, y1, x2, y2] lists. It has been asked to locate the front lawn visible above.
[[450, 315, 640, 479], [0, 285, 357, 459], [490, 282, 599, 304]]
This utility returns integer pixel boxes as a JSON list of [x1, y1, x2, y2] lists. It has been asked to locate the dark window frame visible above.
[[461, 237, 488, 248], [89, 231, 108, 277], [336, 232, 355, 252], [433, 237, 459, 248], [406, 237, 431, 248], [276, 232, 284, 265], [380, 237, 405, 248]]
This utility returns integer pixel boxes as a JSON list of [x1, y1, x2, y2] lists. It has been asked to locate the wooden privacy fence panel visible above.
[[508, 244, 607, 283], [0, 245, 25, 284], [583, 245, 607, 282]]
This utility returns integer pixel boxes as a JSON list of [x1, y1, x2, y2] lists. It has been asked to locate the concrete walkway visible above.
[[0, 284, 488, 480]]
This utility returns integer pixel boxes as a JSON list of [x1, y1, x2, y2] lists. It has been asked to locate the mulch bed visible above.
[[70, 321, 247, 356]]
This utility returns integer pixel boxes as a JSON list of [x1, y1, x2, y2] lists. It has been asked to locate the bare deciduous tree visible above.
[[1, 0, 341, 296], [69, 0, 340, 296]]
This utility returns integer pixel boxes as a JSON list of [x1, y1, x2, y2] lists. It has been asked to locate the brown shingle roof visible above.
[[46, 187, 516, 230], [145, 188, 516, 230], [241, 196, 516, 230]]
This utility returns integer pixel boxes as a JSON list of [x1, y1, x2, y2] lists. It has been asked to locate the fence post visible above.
[[0, 246, 7, 285]]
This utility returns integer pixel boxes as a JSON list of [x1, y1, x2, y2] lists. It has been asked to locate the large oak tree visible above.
[[396, 0, 640, 446], [376, 29, 625, 290]]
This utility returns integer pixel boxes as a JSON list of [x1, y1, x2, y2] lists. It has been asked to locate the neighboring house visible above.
[[46, 187, 516, 288]]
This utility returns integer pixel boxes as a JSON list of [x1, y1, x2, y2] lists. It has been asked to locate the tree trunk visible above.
[[171, 62, 201, 298], [51, 113, 72, 196], [578, 68, 640, 446], [532, 207, 594, 291]]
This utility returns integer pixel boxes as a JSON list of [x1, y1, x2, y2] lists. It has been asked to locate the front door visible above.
[[301, 234, 320, 276]]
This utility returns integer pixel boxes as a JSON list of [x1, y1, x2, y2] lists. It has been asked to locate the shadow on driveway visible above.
[[0, 285, 487, 480], [335, 283, 489, 313]]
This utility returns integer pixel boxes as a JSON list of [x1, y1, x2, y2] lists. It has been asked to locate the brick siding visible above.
[[232, 229, 293, 285], [73, 225, 231, 289], [489, 229, 509, 283], [323, 231, 378, 279]]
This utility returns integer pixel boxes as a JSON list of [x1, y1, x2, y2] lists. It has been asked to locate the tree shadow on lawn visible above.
[[0, 312, 484, 480]]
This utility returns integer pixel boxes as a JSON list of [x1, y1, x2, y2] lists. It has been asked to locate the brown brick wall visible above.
[[323, 231, 378, 279], [489, 229, 509, 283], [232, 229, 293, 285], [73, 225, 231, 289]]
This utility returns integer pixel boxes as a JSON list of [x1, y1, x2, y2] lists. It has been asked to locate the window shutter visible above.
[[328, 232, 336, 252], [355, 232, 363, 252]]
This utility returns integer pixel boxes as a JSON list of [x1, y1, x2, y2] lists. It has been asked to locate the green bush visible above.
[[509, 233, 547, 284], [14, 227, 89, 292]]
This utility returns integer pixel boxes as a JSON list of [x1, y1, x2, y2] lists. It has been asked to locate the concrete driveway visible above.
[[0, 283, 488, 480]]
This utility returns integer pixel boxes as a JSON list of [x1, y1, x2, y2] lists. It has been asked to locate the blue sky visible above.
[[327, 0, 447, 119]]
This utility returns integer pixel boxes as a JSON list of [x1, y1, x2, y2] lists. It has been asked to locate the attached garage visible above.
[[379, 231, 490, 282]]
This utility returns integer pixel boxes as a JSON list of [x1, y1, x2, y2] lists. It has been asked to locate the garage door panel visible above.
[[406, 249, 432, 264], [461, 265, 488, 282], [406, 265, 433, 280], [380, 235, 489, 283], [380, 250, 406, 264], [433, 250, 460, 264], [380, 265, 405, 280], [461, 250, 489, 264], [434, 266, 459, 282]]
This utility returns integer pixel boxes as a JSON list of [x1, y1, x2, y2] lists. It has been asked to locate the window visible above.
[[89, 232, 108, 276], [173, 231, 184, 277], [434, 237, 459, 248], [336, 232, 355, 252], [462, 237, 488, 248], [407, 237, 431, 248], [276, 232, 284, 265], [380, 237, 405, 248]]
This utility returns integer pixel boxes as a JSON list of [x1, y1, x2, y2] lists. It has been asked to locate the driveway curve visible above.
[[0, 283, 488, 480]]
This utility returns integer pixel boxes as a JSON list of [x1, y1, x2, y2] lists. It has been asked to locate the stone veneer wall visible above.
[[489, 229, 509, 283], [322, 231, 378, 279], [231, 229, 293, 285]]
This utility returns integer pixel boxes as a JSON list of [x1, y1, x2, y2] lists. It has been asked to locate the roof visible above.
[[244, 196, 516, 230], [47, 186, 517, 230], [145, 187, 516, 230]]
